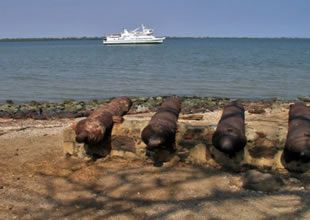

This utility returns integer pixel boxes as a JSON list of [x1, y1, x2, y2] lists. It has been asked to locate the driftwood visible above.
[[212, 102, 247, 157], [75, 97, 132, 145], [141, 96, 181, 152], [283, 102, 310, 164]]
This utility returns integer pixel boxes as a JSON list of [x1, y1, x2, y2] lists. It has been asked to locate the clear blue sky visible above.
[[0, 0, 309, 38]]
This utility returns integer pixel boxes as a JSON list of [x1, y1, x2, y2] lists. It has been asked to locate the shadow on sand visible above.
[[2, 158, 310, 219]]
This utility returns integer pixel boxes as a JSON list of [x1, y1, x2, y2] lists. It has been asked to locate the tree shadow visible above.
[[2, 158, 310, 219]]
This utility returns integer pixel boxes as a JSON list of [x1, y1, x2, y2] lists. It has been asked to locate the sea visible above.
[[0, 38, 309, 102]]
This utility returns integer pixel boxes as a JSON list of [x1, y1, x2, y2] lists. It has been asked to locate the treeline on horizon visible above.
[[0, 36, 102, 42], [0, 36, 309, 42]]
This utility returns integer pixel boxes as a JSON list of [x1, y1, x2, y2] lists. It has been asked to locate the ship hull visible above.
[[103, 37, 165, 45]]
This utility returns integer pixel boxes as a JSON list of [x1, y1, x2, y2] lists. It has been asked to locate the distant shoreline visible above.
[[1, 36, 310, 42], [0, 37, 102, 42]]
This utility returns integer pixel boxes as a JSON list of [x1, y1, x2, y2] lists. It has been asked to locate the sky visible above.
[[0, 0, 309, 38]]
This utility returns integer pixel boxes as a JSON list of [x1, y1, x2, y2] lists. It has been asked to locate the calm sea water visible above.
[[0, 38, 309, 102]]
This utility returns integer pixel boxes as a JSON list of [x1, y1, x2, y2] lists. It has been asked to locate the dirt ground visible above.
[[0, 119, 309, 220]]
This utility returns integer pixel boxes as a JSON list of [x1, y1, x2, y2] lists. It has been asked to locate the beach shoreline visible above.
[[1, 96, 309, 120]]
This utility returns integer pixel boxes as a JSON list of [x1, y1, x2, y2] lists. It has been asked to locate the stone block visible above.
[[63, 142, 75, 155], [63, 125, 75, 142], [188, 144, 207, 164], [112, 136, 136, 153], [63, 140, 86, 158]]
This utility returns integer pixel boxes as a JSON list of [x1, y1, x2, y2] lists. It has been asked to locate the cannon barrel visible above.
[[212, 102, 247, 157], [75, 97, 132, 145], [283, 102, 310, 164], [141, 96, 181, 152]]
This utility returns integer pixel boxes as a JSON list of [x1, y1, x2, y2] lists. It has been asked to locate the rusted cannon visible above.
[[283, 102, 310, 166], [141, 96, 181, 155], [74, 97, 132, 157], [212, 102, 247, 157]]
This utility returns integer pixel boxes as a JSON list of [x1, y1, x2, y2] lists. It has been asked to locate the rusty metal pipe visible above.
[[75, 97, 132, 145], [141, 96, 181, 152], [283, 102, 310, 164], [212, 102, 247, 157]]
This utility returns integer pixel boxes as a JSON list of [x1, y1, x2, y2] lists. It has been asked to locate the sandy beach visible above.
[[0, 99, 309, 219]]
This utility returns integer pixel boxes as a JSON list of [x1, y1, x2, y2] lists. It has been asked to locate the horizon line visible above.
[[1, 36, 310, 42]]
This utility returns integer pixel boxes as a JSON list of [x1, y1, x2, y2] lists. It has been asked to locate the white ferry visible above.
[[103, 25, 165, 45]]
